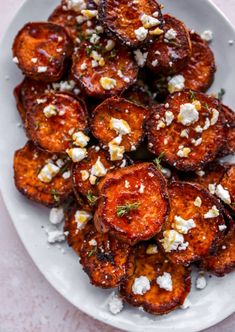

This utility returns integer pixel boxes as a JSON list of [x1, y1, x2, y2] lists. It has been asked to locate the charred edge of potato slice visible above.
[[12, 22, 73, 82], [91, 96, 149, 152], [64, 202, 94, 255], [71, 38, 138, 98], [180, 33, 216, 92], [146, 90, 226, 172], [14, 82, 26, 124], [146, 14, 192, 76], [219, 165, 235, 212], [219, 105, 235, 156], [72, 146, 115, 206], [156, 182, 228, 266], [79, 227, 134, 288], [119, 243, 191, 315], [98, 0, 163, 48], [14, 141, 73, 207], [94, 162, 170, 245], [122, 80, 156, 108], [26, 92, 88, 153]]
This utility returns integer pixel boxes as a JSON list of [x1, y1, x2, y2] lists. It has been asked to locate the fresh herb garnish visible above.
[[204, 103, 210, 111], [34, 121, 41, 130], [116, 202, 140, 217], [218, 88, 226, 101], [87, 190, 98, 206], [51, 189, 60, 202], [153, 152, 165, 171], [189, 90, 196, 102], [88, 247, 97, 257]]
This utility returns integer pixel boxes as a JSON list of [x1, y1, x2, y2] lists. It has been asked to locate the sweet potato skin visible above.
[[98, 0, 163, 48], [91, 96, 149, 152], [220, 166, 235, 212], [156, 182, 227, 266], [26, 92, 88, 153], [94, 163, 170, 245], [220, 105, 235, 156], [12, 22, 73, 82], [147, 91, 226, 172], [181, 33, 216, 92], [146, 15, 192, 75], [80, 227, 133, 288], [14, 141, 73, 207], [119, 243, 191, 315]]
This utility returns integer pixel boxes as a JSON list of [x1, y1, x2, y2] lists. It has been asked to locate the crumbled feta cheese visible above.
[[37, 66, 47, 73], [47, 230, 66, 244], [196, 170, 205, 177], [31, 57, 38, 63], [62, 170, 71, 179], [152, 11, 159, 18], [90, 33, 100, 44], [66, 0, 86, 12], [52, 80, 76, 92], [89, 239, 97, 246], [80, 62, 87, 70], [157, 120, 166, 130], [134, 27, 148, 41], [204, 205, 219, 219], [208, 183, 216, 195], [133, 49, 148, 67], [110, 118, 131, 135], [165, 111, 174, 126], [210, 108, 219, 125], [203, 118, 210, 130], [156, 272, 173, 291], [219, 224, 227, 231], [81, 9, 98, 19], [49, 207, 64, 225], [194, 196, 202, 207], [151, 59, 158, 67], [100, 77, 117, 90], [132, 276, 151, 295], [178, 103, 199, 126], [89, 174, 97, 185], [160, 230, 189, 252], [177, 147, 191, 158], [105, 39, 115, 51], [215, 184, 231, 204], [80, 170, 89, 181], [146, 244, 158, 254], [125, 180, 130, 188], [180, 129, 189, 138], [139, 183, 145, 194], [75, 210, 92, 229], [192, 138, 202, 146], [168, 75, 185, 93], [76, 15, 85, 24], [90, 157, 107, 177], [180, 298, 191, 310], [195, 125, 203, 133], [109, 143, 125, 161], [72, 131, 90, 147], [192, 100, 202, 111], [38, 163, 60, 183], [165, 28, 177, 40], [108, 294, 123, 315], [173, 216, 196, 234], [196, 272, 207, 290], [91, 50, 102, 61], [13, 56, 19, 64], [140, 14, 160, 29], [67, 148, 87, 162], [43, 104, 57, 118], [117, 70, 130, 83], [37, 98, 47, 104], [201, 30, 213, 42]]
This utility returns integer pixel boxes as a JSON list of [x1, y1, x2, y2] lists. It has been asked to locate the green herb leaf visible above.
[[51, 189, 60, 203], [87, 190, 98, 206], [189, 90, 196, 102], [218, 88, 225, 101], [153, 152, 165, 171], [34, 121, 41, 130], [116, 202, 140, 217], [88, 247, 97, 257]]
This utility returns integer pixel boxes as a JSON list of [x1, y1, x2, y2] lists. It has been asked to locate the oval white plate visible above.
[[0, 1, 235, 331]]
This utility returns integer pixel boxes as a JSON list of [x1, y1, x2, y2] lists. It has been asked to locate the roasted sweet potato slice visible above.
[[200, 219, 235, 277], [72, 145, 115, 206], [71, 37, 138, 98], [122, 80, 155, 108], [12, 22, 73, 82], [14, 141, 73, 207], [64, 202, 94, 255], [220, 166, 235, 212], [220, 105, 235, 156], [119, 243, 191, 315], [146, 15, 192, 76], [26, 92, 88, 153], [156, 182, 227, 266], [180, 33, 216, 92], [98, 0, 163, 48], [91, 96, 149, 153], [80, 226, 133, 288], [147, 91, 226, 171], [94, 163, 169, 245]]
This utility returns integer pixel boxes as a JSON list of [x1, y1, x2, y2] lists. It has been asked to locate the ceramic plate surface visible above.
[[0, 1, 235, 331]]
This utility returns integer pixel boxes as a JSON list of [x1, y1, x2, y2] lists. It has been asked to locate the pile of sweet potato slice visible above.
[[12, 0, 235, 316]]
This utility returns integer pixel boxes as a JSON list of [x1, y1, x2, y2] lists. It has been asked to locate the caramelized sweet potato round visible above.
[[220, 105, 235, 156], [119, 243, 191, 315], [12, 22, 73, 82], [94, 163, 169, 245], [146, 15, 192, 76], [72, 146, 115, 206], [156, 182, 227, 265], [71, 38, 138, 98], [147, 91, 226, 171], [98, 0, 163, 48], [180, 33, 216, 92], [91, 96, 149, 152], [80, 226, 133, 288], [14, 141, 73, 207], [220, 166, 235, 211], [26, 92, 88, 153]]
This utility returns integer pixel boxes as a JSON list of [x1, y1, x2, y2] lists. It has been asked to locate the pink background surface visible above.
[[1, 1, 235, 331]]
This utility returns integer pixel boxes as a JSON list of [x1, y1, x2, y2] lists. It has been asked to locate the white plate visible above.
[[0, 1, 235, 331]]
